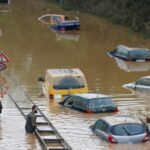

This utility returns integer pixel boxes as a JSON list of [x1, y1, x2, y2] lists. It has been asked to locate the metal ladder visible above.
[[7, 87, 72, 150]]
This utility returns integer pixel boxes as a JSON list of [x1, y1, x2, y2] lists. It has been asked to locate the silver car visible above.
[[123, 76, 150, 91], [90, 115, 149, 144]]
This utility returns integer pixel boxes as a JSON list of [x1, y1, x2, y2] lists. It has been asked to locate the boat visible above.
[[38, 14, 80, 30]]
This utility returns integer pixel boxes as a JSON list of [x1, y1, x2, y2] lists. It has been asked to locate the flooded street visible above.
[[0, 0, 150, 149]]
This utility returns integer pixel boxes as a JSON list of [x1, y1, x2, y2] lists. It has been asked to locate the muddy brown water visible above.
[[0, 0, 150, 149]]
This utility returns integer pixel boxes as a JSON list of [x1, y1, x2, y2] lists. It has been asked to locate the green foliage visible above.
[[46, 0, 150, 35]]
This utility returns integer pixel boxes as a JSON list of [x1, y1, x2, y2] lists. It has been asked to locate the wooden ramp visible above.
[[7, 88, 72, 150]]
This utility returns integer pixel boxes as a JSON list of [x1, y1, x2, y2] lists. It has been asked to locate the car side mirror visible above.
[[90, 125, 95, 131]]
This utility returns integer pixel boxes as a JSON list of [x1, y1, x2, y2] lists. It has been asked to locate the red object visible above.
[[108, 135, 117, 143], [142, 134, 150, 142], [0, 53, 10, 63], [113, 107, 119, 112], [85, 110, 92, 114]]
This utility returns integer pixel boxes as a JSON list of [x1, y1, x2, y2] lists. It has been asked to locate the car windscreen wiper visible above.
[[122, 126, 131, 135], [102, 105, 114, 108]]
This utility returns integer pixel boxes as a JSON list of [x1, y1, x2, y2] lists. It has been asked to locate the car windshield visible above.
[[111, 123, 145, 136], [89, 97, 116, 110], [53, 76, 85, 89]]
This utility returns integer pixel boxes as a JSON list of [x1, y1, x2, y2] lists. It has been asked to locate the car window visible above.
[[95, 120, 103, 130], [64, 96, 75, 106], [101, 98, 115, 107], [73, 97, 88, 109], [130, 50, 150, 59], [53, 77, 85, 89], [110, 123, 145, 136], [136, 78, 150, 86], [117, 47, 128, 56], [101, 122, 109, 133]]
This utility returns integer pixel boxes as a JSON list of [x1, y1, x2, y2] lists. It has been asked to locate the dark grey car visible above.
[[59, 93, 118, 113], [108, 45, 150, 61]]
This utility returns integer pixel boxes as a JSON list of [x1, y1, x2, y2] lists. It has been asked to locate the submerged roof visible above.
[[102, 115, 142, 126], [141, 76, 150, 79], [46, 68, 84, 77], [117, 45, 149, 51], [74, 93, 110, 99], [38, 14, 64, 19]]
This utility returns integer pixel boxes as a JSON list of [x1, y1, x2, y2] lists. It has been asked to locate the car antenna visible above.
[[96, 89, 99, 98]]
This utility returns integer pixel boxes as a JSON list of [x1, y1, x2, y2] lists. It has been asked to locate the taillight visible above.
[[113, 107, 119, 112], [85, 110, 92, 114], [108, 135, 117, 144], [142, 134, 150, 142]]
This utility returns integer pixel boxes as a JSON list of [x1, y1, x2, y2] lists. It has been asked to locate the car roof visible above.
[[141, 76, 150, 79], [117, 45, 149, 51], [72, 93, 110, 99], [102, 115, 142, 126], [46, 68, 84, 77]]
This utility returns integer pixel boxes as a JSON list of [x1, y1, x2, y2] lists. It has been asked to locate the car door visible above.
[[94, 120, 109, 141]]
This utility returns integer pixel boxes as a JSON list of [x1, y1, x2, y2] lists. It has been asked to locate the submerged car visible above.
[[59, 93, 118, 113], [38, 68, 88, 99], [38, 14, 80, 30], [90, 115, 149, 144], [123, 76, 150, 91], [108, 45, 150, 61]]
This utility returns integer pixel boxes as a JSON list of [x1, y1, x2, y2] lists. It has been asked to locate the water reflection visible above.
[[0, 29, 2, 36], [51, 28, 80, 41], [115, 58, 150, 72], [1, 0, 150, 149], [0, 0, 11, 12]]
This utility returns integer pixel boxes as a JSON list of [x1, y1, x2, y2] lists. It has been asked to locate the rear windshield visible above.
[[53, 76, 85, 89], [89, 98, 116, 110], [111, 123, 145, 136]]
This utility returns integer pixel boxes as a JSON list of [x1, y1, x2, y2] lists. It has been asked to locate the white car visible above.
[[90, 115, 150, 144], [123, 76, 150, 91]]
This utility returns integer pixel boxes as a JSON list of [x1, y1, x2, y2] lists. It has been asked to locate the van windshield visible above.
[[53, 76, 85, 89], [111, 123, 145, 136]]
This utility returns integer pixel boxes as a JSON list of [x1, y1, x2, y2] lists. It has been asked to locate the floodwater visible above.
[[0, 0, 150, 149]]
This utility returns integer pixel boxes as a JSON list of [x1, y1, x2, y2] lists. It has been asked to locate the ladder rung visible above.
[[37, 126, 54, 133], [42, 137, 61, 143], [36, 122, 48, 125], [48, 147, 69, 150]]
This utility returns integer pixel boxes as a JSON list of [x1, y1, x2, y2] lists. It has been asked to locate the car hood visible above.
[[123, 83, 136, 89]]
